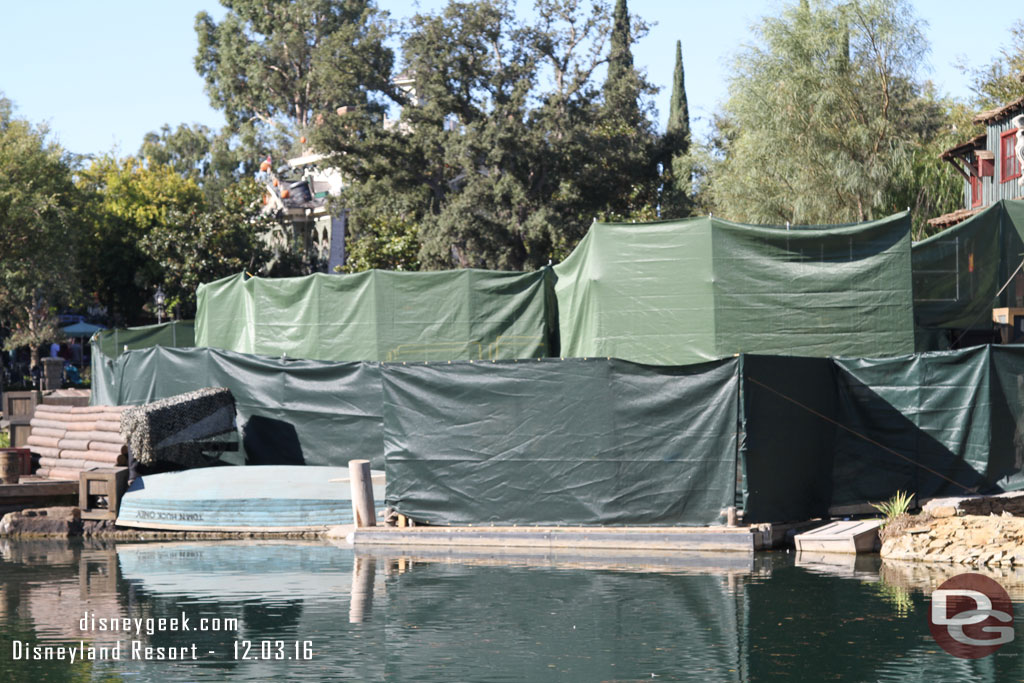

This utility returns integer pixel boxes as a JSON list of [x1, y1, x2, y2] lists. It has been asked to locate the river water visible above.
[[0, 539, 1021, 682]]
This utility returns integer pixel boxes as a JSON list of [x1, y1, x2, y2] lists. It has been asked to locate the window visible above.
[[971, 171, 983, 207], [1002, 129, 1021, 183]]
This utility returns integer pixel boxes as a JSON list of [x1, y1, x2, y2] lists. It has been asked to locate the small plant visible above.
[[871, 490, 913, 526]]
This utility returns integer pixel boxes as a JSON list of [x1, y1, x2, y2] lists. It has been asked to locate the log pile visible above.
[[26, 405, 129, 480]]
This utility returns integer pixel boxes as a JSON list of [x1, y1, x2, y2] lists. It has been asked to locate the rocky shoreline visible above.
[[880, 491, 1024, 567]]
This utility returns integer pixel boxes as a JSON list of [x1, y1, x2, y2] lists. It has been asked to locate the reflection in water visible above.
[[0, 540, 1020, 682]]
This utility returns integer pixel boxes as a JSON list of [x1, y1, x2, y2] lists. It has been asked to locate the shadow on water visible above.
[[0, 539, 1020, 682]]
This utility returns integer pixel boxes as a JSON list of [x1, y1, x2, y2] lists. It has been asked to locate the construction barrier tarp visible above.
[[195, 269, 558, 363], [912, 199, 1024, 344], [112, 346, 384, 469], [90, 321, 195, 406], [108, 345, 1024, 525], [554, 212, 915, 365], [382, 357, 740, 526]]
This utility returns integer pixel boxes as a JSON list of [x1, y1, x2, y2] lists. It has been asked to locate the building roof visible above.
[[973, 94, 1024, 125], [927, 207, 983, 230], [940, 133, 987, 162]]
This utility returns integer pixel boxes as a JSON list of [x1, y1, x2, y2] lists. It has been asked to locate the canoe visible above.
[[116, 465, 386, 532]]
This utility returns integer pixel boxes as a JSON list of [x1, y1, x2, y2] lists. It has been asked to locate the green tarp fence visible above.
[[90, 321, 195, 406], [195, 269, 558, 363], [554, 212, 915, 365], [112, 346, 383, 469], [108, 345, 1024, 525], [382, 358, 741, 526], [912, 199, 1024, 347]]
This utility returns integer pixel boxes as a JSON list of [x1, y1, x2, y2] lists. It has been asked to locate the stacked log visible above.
[[26, 405, 129, 480]]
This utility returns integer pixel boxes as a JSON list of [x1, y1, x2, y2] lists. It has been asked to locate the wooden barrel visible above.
[[0, 450, 21, 484]]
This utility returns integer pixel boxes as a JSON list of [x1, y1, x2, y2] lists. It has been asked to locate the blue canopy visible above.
[[62, 321, 107, 336]]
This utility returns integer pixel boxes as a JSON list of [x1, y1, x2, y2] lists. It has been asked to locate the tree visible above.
[[0, 95, 80, 368], [659, 40, 693, 218], [194, 0, 394, 136], [959, 21, 1024, 109], [315, 0, 661, 271], [709, 0, 957, 228]]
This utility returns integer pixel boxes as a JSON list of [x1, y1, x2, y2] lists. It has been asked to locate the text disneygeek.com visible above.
[[8, 611, 314, 662]]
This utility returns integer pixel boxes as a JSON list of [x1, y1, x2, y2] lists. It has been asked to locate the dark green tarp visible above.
[[912, 199, 1024, 346], [90, 321, 195, 406], [383, 357, 740, 526], [112, 346, 384, 469], [107, 344, 1024, 525], [195, 269, 557, 362], [554, 212, 915, 364]]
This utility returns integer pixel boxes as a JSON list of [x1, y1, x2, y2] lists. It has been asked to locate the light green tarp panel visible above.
[[831, 346, 994, 504], [196, 269, 557, 362], [554, 213, 914, 364], [554, 218, 717, 364], [383, 357, 740, 526], [90, 321, 195, 406], [112, 346, 384, 469]]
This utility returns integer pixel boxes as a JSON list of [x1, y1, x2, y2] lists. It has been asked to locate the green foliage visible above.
[[194, 0, 394, 133], [0, 429, 10, 448], [959, 21, 1024, 110], [710, 0, 958, 227], [0, 94, 80, 364], [871, 489, 914, 523], [315, 0, 660, 271], [76, 157, 273, 321]]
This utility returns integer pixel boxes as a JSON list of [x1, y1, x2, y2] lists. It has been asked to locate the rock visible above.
[[0, 506, 82, 537], [929, 506, 958, 518]]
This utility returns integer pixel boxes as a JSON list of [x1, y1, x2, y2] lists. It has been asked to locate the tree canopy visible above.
[[709, 0, 959, 235]]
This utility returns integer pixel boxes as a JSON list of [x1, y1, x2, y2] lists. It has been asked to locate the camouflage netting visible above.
[[120, 387, 236, 466]]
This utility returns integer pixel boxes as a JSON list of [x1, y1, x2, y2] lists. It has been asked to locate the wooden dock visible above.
[[793, 519, 882, 554], [352, 525, 764, 553], [0, 476, 78, 510]]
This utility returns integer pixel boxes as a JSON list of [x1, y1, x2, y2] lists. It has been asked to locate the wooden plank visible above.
[[77, 431, 125, 445], [29, 446, 61, 459], [65, 422, 98, 432], [88, 441, 126, 454], [793, 519, 882, 554], [27, 435, 61, 449], [57, 439, 90, 451], [29, 418, 69, 430], [0, 479, 78, 499], [30, 427, 67, 439], [353, 526, 757, 553]]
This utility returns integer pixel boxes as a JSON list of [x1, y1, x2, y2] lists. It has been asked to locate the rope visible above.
[[745, 376, 978, 495], [950, 257, 1024, 348]]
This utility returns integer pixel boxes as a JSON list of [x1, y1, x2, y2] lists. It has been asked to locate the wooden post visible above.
[[726, 506, 738, 527], [348, 459, 376, 528]]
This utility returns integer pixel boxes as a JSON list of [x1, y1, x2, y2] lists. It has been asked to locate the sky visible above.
[[0, 1, 1013, 158]]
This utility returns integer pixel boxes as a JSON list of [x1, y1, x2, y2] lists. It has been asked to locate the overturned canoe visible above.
[[116, 465, 386, 532]]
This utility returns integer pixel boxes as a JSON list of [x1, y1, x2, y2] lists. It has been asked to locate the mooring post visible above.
[[348, 459, 376, 528], [726, 506, 738, 527]]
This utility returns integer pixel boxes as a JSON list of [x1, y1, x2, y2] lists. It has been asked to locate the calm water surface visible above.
[[0, 539, 1021, 682]]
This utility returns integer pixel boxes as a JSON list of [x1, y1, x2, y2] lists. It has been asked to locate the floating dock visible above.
[[0, 476, 78, 512], [793, 519, 882, 554], [352, 525, 766, 553]]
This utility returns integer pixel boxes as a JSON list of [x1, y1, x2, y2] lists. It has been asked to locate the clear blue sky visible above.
[[0, 1, 1010, 158]]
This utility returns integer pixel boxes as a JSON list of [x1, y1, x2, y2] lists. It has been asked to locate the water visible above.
[[0, 539, 1022, 682]]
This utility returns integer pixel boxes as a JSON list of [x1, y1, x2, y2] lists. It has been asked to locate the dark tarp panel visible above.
[[554, 213, 915, 365], [195, 269, 557, 362], [912, 199, 1024, 346], [990, 345, 1024, 491], [831, 346, 993, 504], [90, 321, 195, 406], [112, 346, 384, 469], [382, 357, 740, 526], [741, 355, 837, 523]]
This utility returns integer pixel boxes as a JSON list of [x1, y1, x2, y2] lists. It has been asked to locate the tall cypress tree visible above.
[[660, 40, 693, 218], [604, 0, 640, 124]]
